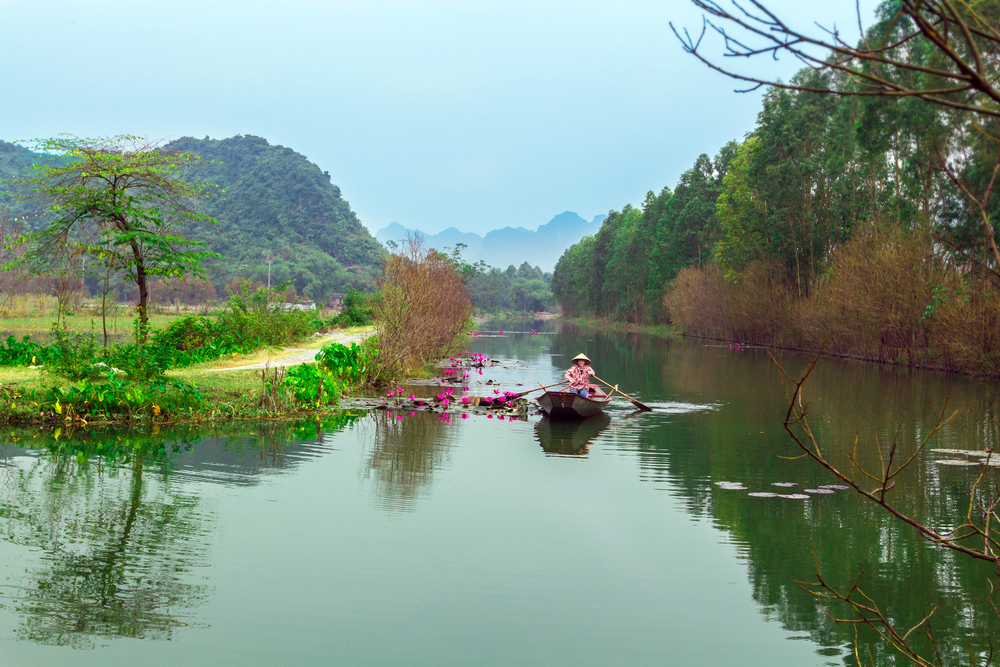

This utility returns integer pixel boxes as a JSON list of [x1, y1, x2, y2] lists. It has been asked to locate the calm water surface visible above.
[[0, 318, 997, 666]]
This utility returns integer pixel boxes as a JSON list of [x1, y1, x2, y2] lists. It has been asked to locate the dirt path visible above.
[[208, 330, 372, 372]]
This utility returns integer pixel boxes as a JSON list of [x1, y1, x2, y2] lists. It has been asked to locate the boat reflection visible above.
[[534, 413, 611, 457]]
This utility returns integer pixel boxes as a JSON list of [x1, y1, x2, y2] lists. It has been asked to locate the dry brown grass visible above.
[[665, 228, 1000, 375], [364, 237, 472, 385]]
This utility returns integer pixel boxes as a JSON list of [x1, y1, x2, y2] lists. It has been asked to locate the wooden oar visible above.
[[514, 380, 568, 399], [594, 376, 652, 411]]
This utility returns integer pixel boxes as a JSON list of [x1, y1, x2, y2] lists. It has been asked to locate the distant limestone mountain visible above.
[[375, 211, 605, 272], [376, 223, 484, 258]]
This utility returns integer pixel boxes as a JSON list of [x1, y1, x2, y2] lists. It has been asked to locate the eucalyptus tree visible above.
[[17, 135, 221, 342], [676, 0, 1000, 277]]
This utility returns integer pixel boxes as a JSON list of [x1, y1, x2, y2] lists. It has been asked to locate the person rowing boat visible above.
[[564, 353, 596, 397]]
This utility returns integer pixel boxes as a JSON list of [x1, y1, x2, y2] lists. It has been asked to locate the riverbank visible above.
[[0, 326, 375, 426], [558, 315, 676, 338]]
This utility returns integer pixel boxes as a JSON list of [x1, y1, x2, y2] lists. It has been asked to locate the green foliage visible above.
[[553, 42, 997, 323], [15, 135, 222, 338], [45, 323, 102, 380], [20, 375, 204, 423], [0, 135, 388, 303], [315, 342, 362, 381], [335, 289, 374, 326], [215, 283, 318, 346], [282, 363, 343, 407], [0, 334, 48, 366], [165, 135, 386, 297]]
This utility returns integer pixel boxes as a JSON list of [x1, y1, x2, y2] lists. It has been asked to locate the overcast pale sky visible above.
[[2, 0, 878, 234]]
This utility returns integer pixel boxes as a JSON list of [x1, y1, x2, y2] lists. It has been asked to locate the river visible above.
[[0, 318, 997, 666]]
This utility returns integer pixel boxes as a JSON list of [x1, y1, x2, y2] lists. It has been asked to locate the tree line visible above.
[[553, 0, 1000, 374]]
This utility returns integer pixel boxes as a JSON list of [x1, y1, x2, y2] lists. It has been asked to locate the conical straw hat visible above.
[[571, 353, 592, 365]]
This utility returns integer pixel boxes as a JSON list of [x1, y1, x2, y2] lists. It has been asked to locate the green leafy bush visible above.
[[315, 342, 362, 381], [216, 284, 318, 346], [0, 335, 49, 367], [46, 323, 102, 380], [37, 375, 203, 422], [282, 363, 343, 407], [333, 289, 374, 326]]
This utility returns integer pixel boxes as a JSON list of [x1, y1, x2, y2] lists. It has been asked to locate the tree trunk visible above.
[[132, 245, 149, 345]]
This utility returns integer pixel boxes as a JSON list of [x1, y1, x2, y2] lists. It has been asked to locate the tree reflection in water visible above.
[[0, 429, 213, 647], [360, 411, 455, 511]]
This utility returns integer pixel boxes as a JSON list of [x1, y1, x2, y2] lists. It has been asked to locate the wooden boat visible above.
[[536, 387, 612, 420]]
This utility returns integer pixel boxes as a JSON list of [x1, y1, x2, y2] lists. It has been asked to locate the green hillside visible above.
[[0, 135, 385, 300], [167, 135, 385, 298], [0, 141, 50, 225]]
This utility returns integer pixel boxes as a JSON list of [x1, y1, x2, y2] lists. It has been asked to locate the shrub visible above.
[[45, 323, 102, 380], [215, 283, 318, 346], [0, 334, 48, 367], [364, 236, 472, 386], [282, 363, 343, 407], [334, 289, 374, 326], [315, 342, 362, 381]]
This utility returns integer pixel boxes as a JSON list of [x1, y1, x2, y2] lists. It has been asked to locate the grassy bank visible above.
[[559, 315, 676, 338], [0, 284, 375, 427], [0, 327, 374, 426]]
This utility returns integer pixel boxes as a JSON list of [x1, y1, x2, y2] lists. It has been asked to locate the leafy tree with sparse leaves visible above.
[[16, 135, 221, 342]]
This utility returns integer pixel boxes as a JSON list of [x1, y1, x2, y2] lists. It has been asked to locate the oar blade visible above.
[[629, 397, 653, 412]]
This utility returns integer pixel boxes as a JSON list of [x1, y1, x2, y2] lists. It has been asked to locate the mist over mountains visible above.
[[375, 211, 607, 272]]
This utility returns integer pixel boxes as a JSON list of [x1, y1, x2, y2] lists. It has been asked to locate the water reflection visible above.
[[360, 411, 456, 512], [534, 414, 610, 457], [0, 415, 362, 649], [0, 437, 212, 647], [487, 318, 1000, 664]]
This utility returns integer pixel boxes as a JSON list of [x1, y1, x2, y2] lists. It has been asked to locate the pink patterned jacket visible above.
[[564, 365, 595, 390]]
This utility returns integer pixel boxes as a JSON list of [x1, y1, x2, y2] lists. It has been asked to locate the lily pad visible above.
[[778, 494, 811, 500], [715, 481, 747, 490], [748, 492, 778, 498], [819, 484, 849, 490], [804, 488, 835, 494], [771, 482, 798, 487], [935, 459, 980, 466]]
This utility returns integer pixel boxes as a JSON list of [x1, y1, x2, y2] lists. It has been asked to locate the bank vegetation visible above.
[[553, 0, 1000, 376]]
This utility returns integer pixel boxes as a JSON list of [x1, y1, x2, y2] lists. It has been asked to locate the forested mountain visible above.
[[168, 135, 384, 298], [0, 141, 51, 224], [0, 135, 385, 300], [376, 211, 606, 272]]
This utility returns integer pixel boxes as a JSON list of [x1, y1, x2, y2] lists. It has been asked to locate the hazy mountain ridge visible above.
[[376, 211, 606, 272]]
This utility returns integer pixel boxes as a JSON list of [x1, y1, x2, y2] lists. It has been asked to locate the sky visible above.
[[2, 0, 879, 235]]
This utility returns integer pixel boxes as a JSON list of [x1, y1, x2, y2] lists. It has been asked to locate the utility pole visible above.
[[262, 252, 276, 289]]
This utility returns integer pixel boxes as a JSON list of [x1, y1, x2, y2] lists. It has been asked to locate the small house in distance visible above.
[[326, 293, 345, 310], [280, 300, 317, 311]]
